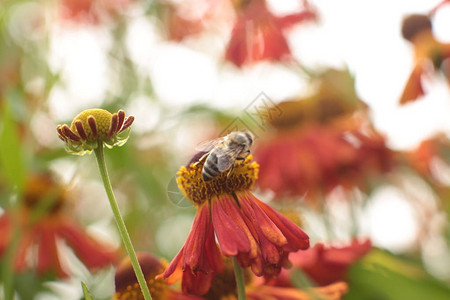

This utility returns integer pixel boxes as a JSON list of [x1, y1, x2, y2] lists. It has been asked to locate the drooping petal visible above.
[[37, 224, 66, 277], [159, 203, 223, 295], [57, 220, 117, 270], [211, 195, 253, 256], [254, 195, 309, 251]]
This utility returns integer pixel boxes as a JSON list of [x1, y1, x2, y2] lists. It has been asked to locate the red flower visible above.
[[269, 239, 372, 287], [255, 124, 392, 200], [114, 252, 203, 300], [399, 14, 450, 104], [253, 70, 392, 200], [0, 174, 118, 277], [225, 0, 316, 67], [247, 281, 348, 300], [204, 257, 348, 300], [158, 155, 309, 295]]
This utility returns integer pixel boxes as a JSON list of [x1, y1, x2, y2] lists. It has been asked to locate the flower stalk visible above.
[[232, 256, 246, 300], [94, 142, 152, 300]]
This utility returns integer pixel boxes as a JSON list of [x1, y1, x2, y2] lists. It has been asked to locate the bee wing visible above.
[[216, 147, 242, 172], [195, 137, 224, 152]]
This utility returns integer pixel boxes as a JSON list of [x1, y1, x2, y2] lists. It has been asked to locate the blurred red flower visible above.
[[254, 69, 393, 201], [255, 124, 392, 200], [269, 239, 372, 287], [204, 256, 348, 300], [225, 0, 317, 67], [162, 0, 234, 41], [158, 156, 309, 295], [399, 13, 450, 104], [0, 174, 118, 277], [247, 281, 348, 300]]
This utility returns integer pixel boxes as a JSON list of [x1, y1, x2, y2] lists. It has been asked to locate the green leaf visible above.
[[81, 282, 94, 300], [345, 249, 450, 300], [0, 99, 26, 192]]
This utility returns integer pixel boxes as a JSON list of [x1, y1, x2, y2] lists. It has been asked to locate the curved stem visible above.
[[232, 256, 246, 300], [94, 143, 152, 300]]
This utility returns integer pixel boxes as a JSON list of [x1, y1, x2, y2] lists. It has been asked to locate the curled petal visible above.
[[117, 110, 125, 130], [107, 113, 119, 139], [120, 116, 135, 133], [62, 125, 81, 142], [74, 120, 88, 140], [87, 115, 98, 139]]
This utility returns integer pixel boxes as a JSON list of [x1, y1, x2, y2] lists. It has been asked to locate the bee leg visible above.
[[193, 153, 209, 166], [227, 165, 235, 177]]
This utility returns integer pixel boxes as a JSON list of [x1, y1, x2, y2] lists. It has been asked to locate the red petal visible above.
[[239, 193, 287, 246], [57, 220, 117, 270], [255, 196, 309, 251], [37, 225, 66, 277], [211, 196, 252, 256]]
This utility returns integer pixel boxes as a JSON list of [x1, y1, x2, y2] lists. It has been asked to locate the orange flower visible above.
[[399, 14, 450, 104], [225, 0, 316, 67], [268, 239, 372, 287], [0, 173, 118, 277], [114, 252, 202, 300], [158, 155, 309, 295]]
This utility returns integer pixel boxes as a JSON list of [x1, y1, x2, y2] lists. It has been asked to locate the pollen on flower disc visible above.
[[177, 155, 259, 206], [70, 109, 112, 141]]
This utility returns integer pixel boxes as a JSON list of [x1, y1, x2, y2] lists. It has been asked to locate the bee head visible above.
[[238, 131, 253, 147]]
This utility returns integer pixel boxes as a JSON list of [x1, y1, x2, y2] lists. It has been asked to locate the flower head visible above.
[[114, 252, 202, 300], [159, 154, 309, 295], [57, 109, 134, 155], [0, 173, 118, 277]]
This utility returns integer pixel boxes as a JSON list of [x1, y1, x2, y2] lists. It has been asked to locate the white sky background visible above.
[[46, 0, 450, 263]]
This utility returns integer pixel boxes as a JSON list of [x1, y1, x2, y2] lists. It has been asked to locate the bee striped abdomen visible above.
[[202, 151, 220, 181]]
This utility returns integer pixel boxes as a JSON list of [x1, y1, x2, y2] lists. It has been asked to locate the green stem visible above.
[[232, 257, 246, 300], [94, 143, 152, 300]]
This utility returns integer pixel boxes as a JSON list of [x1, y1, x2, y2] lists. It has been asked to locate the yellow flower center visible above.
[[114, 278, 168, 300], [177, 155, 259, 206], [70, 109, 112, 141], [114, 255, 169, 300]]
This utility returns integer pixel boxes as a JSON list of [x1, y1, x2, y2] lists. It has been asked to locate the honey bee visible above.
[[196, 131, 254, 181]]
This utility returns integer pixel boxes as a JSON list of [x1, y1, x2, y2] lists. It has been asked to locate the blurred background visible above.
[[1, 0, 450, 299]]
